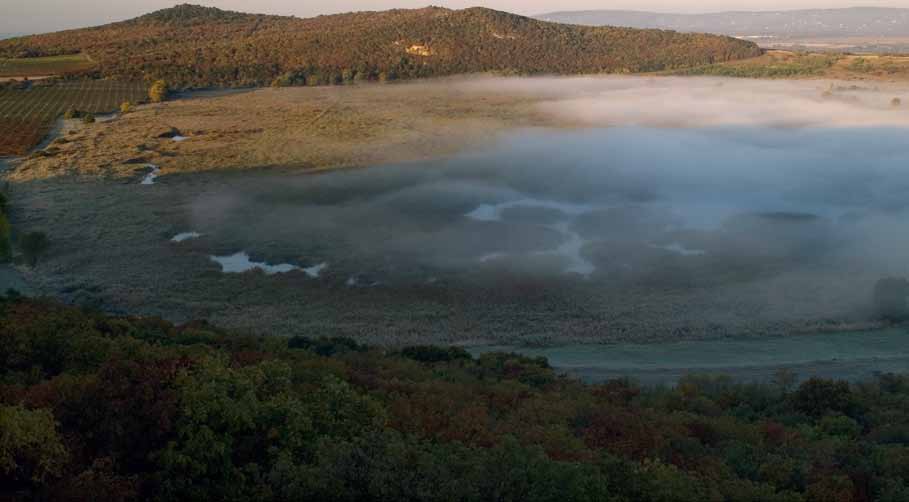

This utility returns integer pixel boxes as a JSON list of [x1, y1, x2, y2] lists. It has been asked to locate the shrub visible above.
[[119, 101, 133, 113], [81, 113, 95, 124], [62, 109, 80, 119], [19, 231, 49, 267]]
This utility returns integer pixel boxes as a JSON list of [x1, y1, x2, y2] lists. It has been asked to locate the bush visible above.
[[81, 113, 95, 124], [19, 231, 49, 267], [119, 101, 133, 113], [62, 109, 80, 119]]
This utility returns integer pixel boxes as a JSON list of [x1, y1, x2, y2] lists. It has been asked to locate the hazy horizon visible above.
[[4, 1, 909, 36]]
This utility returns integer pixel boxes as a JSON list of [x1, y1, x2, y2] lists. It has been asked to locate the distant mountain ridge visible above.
[[536, 7, 909, 39], [0, 4, 761, 88]]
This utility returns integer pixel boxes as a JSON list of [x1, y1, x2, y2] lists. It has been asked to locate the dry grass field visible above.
[[8, 80, 574, 180]]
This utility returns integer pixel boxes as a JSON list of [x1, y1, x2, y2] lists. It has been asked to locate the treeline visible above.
[[0, 4, 762, 89], [3, 294, 909, 501], [674, 53, 839, 78]]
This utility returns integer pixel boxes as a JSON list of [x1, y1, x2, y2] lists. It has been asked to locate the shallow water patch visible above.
[[171, 232, 202, 243], [140, 164, 160, 185], [210, 252, 328, 278], [653, 242, 707, 257], [467, 200, 597, 276], [210, 252, 299, 275], [303, 263, 328, 278]]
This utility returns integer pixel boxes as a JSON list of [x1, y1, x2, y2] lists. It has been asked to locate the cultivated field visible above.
[[0, 53, 95, 78], [0, 80, 147, 155]]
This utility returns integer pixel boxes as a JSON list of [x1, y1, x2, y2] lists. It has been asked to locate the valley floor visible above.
[[3, 170, 884, 347], [2, 76, 905, 347]]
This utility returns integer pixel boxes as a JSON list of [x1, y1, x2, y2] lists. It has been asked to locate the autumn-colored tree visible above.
[[148, 80, 168, 103], [3, 295, 909, 501]]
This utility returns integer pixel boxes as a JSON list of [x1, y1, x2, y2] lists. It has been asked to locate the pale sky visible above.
[[3, 0, 907, 35]]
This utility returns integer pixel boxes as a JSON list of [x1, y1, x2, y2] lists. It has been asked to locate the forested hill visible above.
[[0, 4, 761, 89]]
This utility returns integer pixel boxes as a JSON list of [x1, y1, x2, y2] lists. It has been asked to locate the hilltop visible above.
[[0, 4, 761, 88], [537, 7, 909, 40]]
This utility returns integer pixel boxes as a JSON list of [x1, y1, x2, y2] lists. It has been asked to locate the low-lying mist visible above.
[[187, 76, 909, 322]]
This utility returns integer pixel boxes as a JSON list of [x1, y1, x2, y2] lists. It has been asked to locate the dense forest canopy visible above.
[[3, 293, 909, 501], [0, 4, 762, 89]]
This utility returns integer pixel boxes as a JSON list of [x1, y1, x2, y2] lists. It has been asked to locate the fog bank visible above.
[[186, 76, 909, 323]]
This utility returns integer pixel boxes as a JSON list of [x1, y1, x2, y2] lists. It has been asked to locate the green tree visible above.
[[793, 378, 859, 418], [805, 475, 854, 502], [0, 405, 68, 486], [819, 414, 862, 439], [154, 358, 329, 500], [19, 231, 49, 267]]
